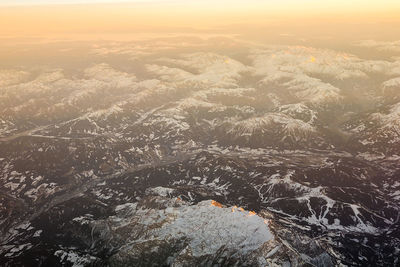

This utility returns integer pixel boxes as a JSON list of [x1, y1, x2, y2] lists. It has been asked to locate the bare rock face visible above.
[[53, 194, 333, 267]]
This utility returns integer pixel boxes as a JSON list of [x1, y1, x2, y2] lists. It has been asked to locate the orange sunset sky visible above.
[[0, 0, 400, 40]]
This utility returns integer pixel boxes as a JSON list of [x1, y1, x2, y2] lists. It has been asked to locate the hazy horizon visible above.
[[1, 1, 400, 266], [1, 0, 400, 40]]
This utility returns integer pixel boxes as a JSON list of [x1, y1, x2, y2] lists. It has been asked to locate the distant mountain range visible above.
[[1, 37, 400, 266]]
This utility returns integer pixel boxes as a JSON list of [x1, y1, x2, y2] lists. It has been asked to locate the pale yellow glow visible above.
[[0, 1, 399, 39]]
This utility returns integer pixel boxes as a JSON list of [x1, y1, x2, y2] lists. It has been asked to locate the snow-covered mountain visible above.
[[1, 36, 400, 266]]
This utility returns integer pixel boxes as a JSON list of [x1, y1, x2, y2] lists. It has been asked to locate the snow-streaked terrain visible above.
[[1, 36, 400, 266]]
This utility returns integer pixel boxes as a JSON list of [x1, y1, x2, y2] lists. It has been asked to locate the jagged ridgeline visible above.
[[1, 37, 400, 266]]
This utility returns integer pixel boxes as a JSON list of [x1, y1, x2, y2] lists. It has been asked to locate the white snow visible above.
[[111, 198, 273, 257], [146, 186, 175, 197], [54, 250, 97, 267], [228, 113, 315, 139]]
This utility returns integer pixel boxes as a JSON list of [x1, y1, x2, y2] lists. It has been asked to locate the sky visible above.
[[0, 0, 141, 5], [1, 0, 400, 8], [0, 0, 399, 40]]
